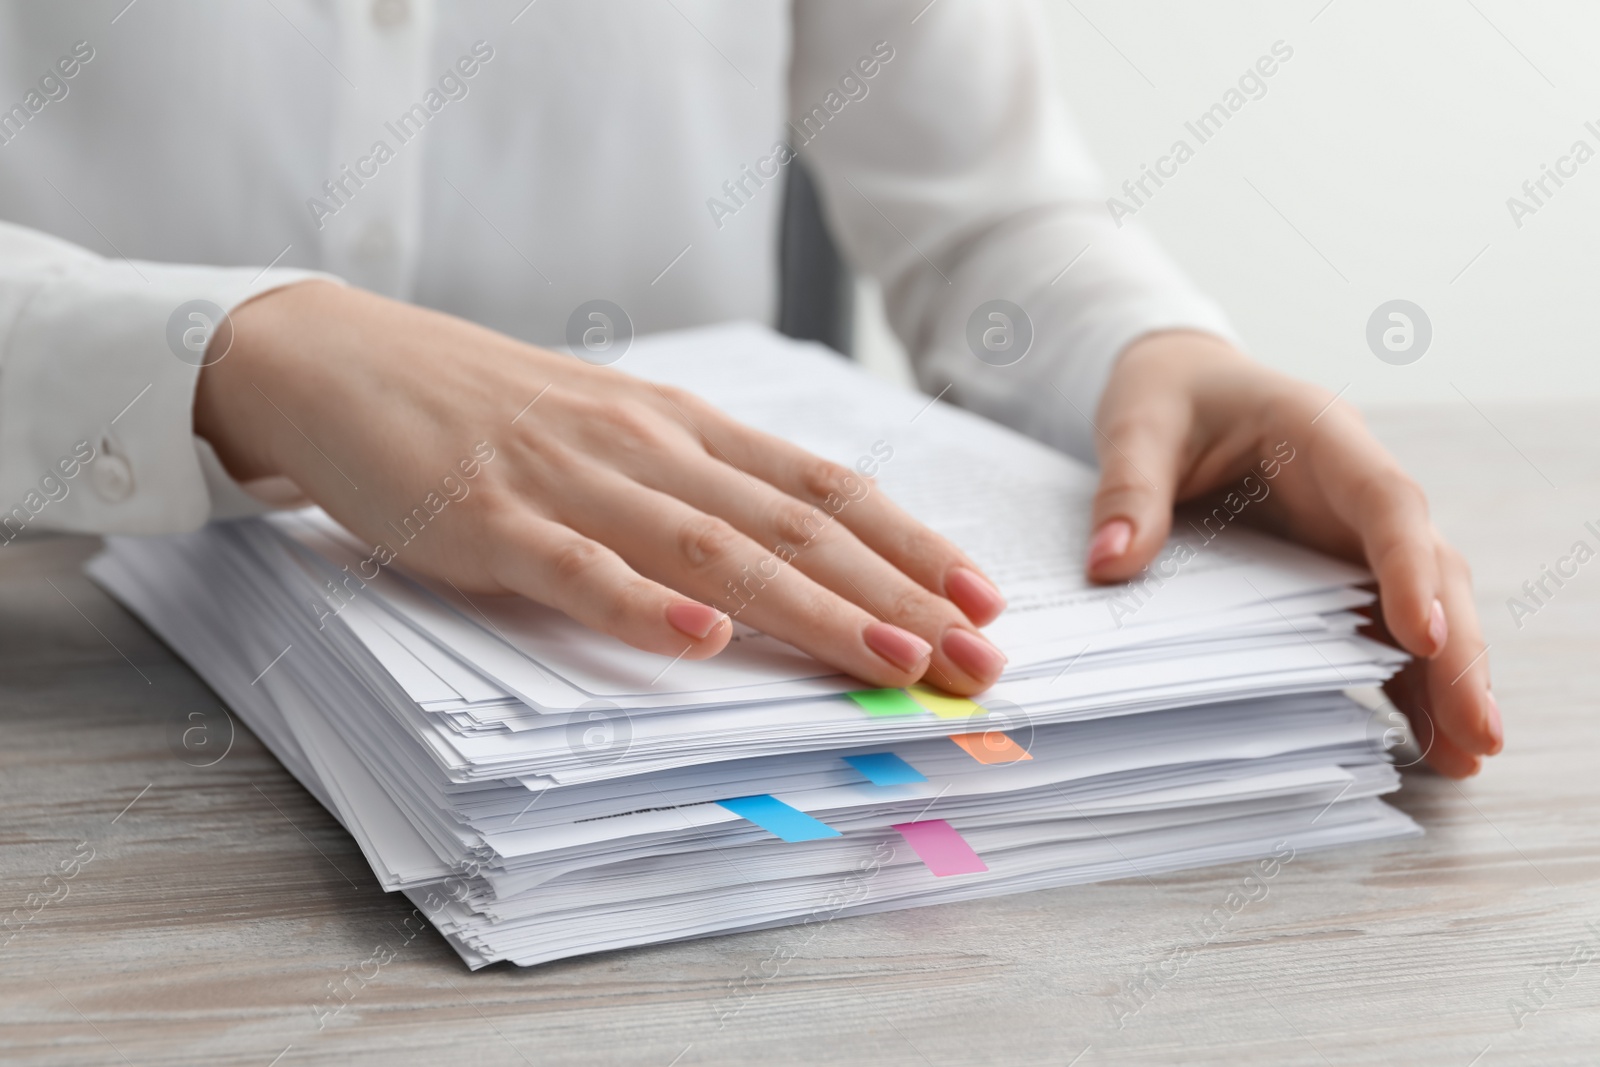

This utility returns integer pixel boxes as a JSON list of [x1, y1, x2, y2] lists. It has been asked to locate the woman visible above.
[[0, 0, 1497, 775]]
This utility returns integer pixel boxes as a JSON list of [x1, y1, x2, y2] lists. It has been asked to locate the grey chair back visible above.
[[777, 161, 854, 357]]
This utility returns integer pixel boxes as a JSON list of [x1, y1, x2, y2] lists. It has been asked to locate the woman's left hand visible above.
[[1083, 329, 1501, 777]]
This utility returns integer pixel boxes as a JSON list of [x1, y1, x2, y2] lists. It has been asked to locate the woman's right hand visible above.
[[194, 281, 1009, 694]]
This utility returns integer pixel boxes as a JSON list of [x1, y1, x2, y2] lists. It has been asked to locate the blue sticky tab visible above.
[[843, 752, 927, 786], [716, 795, 841, 842]]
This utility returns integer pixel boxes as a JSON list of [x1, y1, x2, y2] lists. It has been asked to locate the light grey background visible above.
[[856, 0, 1599, 408]]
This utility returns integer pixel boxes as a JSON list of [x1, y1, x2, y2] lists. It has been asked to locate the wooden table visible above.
[[3, 404, 1597, 1066]]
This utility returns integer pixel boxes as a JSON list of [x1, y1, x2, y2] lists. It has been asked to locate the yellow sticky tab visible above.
[[906, 684, 984, 719], [951, 731, 1033, 765]]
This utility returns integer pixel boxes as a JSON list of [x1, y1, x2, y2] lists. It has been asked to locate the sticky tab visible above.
[[951, 730, 1032, 765], [843, 752, 927, 786], [906, 684, 985, 719], [891, 819, 988, 876], [847, 688, 926, 718], [716, 795, 841, 842]]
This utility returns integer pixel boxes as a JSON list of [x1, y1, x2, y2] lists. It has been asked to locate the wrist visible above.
[[193, 280, 346, 482], [1119, 329, 1295, 406], [1117, 329, 1249, 377], [1113, 329, 1338, 449]]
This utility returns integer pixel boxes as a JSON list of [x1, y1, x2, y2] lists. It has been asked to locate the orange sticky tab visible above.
[[951, 730, 1032, 765], [906, 684, 984, 719]]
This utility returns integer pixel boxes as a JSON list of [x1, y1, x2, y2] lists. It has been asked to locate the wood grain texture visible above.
[[2, 404, 1598, 1066]]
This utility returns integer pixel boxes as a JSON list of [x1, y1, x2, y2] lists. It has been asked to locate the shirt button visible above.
[[371, 0, 410, 28], [353, 220, 398, 262], [91, 455, 135, 503]]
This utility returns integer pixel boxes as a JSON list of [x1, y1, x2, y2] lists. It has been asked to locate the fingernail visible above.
[[1088, 519, 1133, 570], [945, 567, 1006, 623], [1427, 598, 1448, 657], [864, 621, 933, 673], [666, 602, 724, 640], [1485, 690, 1503, 754], [942, 627, 1008, 683]]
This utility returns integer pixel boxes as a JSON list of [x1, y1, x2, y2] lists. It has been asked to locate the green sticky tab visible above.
[[847, 688, 927, 718]]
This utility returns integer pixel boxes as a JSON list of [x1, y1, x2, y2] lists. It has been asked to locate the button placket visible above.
[[320, 0, 435, 300]]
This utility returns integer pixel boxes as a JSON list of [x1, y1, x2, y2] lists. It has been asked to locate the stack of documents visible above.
[[88, 324, 1418, 968]]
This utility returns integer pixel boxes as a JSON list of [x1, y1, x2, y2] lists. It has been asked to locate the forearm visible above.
[[897, 213, 1237, 464], [790, 0, 1233, 462], [0, 219, 330, 539]]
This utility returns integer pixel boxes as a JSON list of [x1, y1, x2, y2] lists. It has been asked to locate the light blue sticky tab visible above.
[[716, 795, 841, 842], [843, 752, 927, 786]]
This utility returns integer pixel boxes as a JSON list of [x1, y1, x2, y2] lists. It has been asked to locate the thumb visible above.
[[1085, 410, 1188, 583]]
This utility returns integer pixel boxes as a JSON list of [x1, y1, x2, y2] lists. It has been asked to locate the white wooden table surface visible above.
[[3, 404, 1597, 1066]]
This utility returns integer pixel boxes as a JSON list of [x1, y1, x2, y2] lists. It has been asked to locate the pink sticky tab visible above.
[[891, 819, 989, 877]]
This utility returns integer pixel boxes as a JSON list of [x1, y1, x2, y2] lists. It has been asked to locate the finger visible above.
[[1384, 671, 1482, 778], [637, 446, 1008, 688], [1418, 712, 1484, 778], [552, 462, 1003, 692], [1307, 423, 1442, 658], [483, 514, 733, 659], [664, 395, 1007, 625], [1085, 394, 1191, 582], [1422, 544, 1500, 756]]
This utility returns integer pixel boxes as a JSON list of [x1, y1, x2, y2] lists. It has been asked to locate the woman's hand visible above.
[[194, 281, 1009, 694], [1085, 330, 1501, 777]]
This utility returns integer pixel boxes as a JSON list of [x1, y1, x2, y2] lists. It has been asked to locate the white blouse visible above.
[[0, 0, 1231, 537]]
